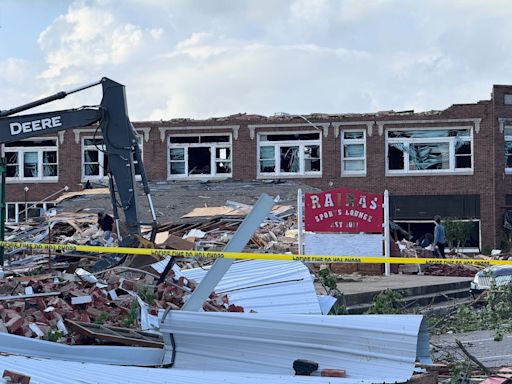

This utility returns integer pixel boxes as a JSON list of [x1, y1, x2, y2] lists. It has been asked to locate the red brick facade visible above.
[[6, 85, 512, 250]]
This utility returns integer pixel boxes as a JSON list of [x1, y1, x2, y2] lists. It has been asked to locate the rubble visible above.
[[0, 268, 241, 345]]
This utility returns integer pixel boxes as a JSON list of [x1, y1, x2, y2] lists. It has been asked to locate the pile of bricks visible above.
[[422, 263, 480, 277], [0, 270, 242, 344]]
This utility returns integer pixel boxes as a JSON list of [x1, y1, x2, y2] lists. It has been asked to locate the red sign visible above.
[[304, 188, 383, 233]]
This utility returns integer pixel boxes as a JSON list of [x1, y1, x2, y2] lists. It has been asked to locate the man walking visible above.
[[433, 215, 446, 258]]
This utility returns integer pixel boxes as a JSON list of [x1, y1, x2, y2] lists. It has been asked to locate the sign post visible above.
[[384, 190, 390, 276], [297, 189, 303, 255]]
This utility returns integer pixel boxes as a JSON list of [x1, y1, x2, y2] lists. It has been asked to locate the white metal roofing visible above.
[[180, 259, 323, 314], [160, 311, 431, 383], [0, 331, 169, 366], [0, 354, 366, 384]]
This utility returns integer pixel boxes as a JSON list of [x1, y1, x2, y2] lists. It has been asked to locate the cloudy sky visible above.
[[1, 0, 511, 121]]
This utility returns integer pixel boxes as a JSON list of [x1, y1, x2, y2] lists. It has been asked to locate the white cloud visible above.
[[2, 0, 512, 120]]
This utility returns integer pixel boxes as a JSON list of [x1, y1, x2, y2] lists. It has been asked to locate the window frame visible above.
[[505, 126, 512, 174], [167, 133, 233, 179], [385, 127, 474, 176], [341, 129, 366, 176], [81, 135, 143, 181], [3, 138, 59, 182], [257, 131, 322, 178], [6, 201, 56, 223]]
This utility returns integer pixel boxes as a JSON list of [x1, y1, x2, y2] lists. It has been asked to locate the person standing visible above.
[[97, 211, 114, 242], [433, 215, 446, 258]]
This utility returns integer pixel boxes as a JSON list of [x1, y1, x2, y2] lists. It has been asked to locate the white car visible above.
[[470, 265, 512, 294]]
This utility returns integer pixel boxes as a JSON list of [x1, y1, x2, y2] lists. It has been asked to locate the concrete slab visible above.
[[315, 274, 474, 313], [315, 274, 474, 295], [431, 330, 512, 368]]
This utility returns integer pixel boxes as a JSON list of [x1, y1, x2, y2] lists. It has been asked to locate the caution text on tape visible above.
[[1, 240, 511, 266]]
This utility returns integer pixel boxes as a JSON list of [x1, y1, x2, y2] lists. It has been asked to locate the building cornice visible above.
[[72, 127, 151, 144], [158, 125, 240, 142], [331, 121, 375, 137], [247, 123, 330, 140], [376, 118, 482, 136]]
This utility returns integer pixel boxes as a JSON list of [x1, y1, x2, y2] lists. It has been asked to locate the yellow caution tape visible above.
[[1, 240, 511, 266]]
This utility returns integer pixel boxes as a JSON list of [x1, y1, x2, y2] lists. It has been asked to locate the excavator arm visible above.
[[0, 78, 157, 247]]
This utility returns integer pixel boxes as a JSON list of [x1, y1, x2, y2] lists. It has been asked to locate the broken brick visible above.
[[320, 369, 346, 378], [5, 315, 25, 333], [2, 369, 31, 384]]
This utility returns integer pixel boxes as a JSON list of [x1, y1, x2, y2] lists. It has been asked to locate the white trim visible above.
[[248, 123, 330, 140], [377, 118, 482, 136], [499, 118, 512, 133], [4, 138, 59, 182], [80, 136, 143, 181], [332, 121, 375, 137], [6, 201, 56, 223], [159, 125, 240, 142], [504, 124, 512, 174], [72, 128, 150, 143], [167, 133, 233, 179], [256, 131, 322, 177], [341, 129, 366, 176], [385, 126, 474, 176]]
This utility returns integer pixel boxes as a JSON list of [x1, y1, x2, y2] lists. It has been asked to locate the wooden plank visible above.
[[0, 292, 61, 301], [65, 319, 163, 348]]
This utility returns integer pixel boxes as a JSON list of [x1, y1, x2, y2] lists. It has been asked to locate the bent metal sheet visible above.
[[305, 188, 383, 233]]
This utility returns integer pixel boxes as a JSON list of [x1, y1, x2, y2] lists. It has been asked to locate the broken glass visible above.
[[506, 142, 512, 168], [188, 147, 211, 175], [455, 142, 472, 168], [304, 145, 320, 172], [409, 143, 449, 170], [5, 152, 19, 177], [388, 145, 405, 170], [344, 131, 364, 139], [280, 146, 300, 173]]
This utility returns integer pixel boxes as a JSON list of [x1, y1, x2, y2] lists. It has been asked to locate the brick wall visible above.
[[6, 87, 512, 250]]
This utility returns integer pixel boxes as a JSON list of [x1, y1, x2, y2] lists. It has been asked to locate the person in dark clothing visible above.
[[433, 215, 446, 258], [420, 233, 434, 248], [97, 212, 114, 241]]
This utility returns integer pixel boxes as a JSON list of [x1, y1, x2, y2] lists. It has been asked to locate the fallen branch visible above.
[[455, 338, 491, 376]]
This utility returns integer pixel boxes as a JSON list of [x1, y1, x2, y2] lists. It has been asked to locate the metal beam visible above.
[[181, 193, 274, 311]]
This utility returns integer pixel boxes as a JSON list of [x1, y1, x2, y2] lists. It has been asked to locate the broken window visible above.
[[168, 134, 232, 178], [341, 130, 366, 174], [82, 136, 142, 180], [5, 202, 55, 223], [258, 132, 321, 176], [4, 138, 58, 181], [386, 128, 472, 174], [505, 127, 512, 172]]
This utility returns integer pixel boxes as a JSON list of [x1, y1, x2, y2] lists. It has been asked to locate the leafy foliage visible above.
[[318, 268, 348, 315], [430, 284, 512, 340], [366, 289, 404, 314], [444, 218, 473, 252], [122, 300, 140, 328]]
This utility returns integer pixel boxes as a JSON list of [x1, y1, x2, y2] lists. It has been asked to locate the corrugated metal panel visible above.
[[0, 354, 369, 384], [161, 311, 430, 383], [0, 332, 169, 366], [181, 259, 322, 314]]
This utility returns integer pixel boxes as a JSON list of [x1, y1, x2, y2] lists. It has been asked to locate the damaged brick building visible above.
[[5, 84, 512, 251]]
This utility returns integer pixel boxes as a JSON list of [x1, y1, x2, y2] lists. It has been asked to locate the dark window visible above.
[[388, 145, 404, 170]]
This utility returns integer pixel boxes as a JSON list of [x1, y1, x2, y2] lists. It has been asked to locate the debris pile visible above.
[[0, 268, 242, 345]]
